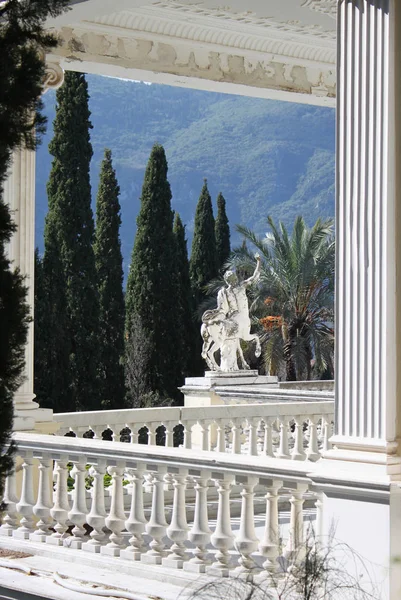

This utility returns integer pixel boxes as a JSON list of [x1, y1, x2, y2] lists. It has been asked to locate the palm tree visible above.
[[227, 216, 335, 381]]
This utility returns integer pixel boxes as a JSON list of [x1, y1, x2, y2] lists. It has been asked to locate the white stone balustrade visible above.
[[1, 432, 321, 578], [55, 400, 334, 462]]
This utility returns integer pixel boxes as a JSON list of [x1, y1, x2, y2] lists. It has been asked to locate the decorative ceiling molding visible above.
[[302, 0, 337, 19], [86, 2, 335, 67]]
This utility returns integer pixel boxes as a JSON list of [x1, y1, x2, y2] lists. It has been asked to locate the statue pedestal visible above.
[[181, 371, 278, 450], [182, 371, 278, 408]]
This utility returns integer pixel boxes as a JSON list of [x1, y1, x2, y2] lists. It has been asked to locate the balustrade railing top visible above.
[[55, 400, 334, 462]]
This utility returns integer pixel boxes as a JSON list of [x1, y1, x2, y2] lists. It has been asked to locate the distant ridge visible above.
[[35, 75, 335, 281]]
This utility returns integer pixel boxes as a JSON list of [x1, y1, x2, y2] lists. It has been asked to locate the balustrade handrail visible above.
[[55, 399, 334, 431], [13, 432, 315, 483]]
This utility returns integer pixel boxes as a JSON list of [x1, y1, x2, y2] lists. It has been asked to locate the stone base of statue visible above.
[[182, 371, 278, 408], [181, 370, 278, 449]]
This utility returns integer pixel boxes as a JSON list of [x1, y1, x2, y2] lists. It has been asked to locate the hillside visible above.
[[35, 75, 335, 278]]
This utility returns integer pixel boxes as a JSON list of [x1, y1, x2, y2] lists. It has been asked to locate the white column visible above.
[[5, 148, 38, 412], [4, 58, 63, 420], [332, 0, 401, 473]]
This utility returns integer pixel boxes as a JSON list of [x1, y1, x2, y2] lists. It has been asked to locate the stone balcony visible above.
[[0, 392, 334, 598]]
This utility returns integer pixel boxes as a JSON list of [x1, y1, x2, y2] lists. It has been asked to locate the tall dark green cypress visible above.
[[173, 213, 195, 378], [42, 72, 99, 412], [125, 144, 180, 401], [215, 192, 231, 272], [189, 180, 218, 375], [190, 179, 218, 307], [94, 149, 125, 409]]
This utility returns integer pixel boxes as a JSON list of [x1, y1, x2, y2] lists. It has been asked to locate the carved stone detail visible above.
[[43, 60, 64, 91], [89, 2, 336, 64], [302, 0, 337, 19], [55, 26, 336, 101]]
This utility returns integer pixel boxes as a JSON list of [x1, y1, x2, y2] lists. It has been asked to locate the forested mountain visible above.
[[35, 74, 335, 280]]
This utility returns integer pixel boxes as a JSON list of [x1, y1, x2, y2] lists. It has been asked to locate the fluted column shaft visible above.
[[335, 0, 401, 459], [4, 149, 38, 411]]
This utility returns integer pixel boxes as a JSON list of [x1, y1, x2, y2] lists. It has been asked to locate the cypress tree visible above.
[[189, 180, 218, 375], [173, 213, 195, 378], [42, 72, 99, 412], [94, 149, 125, 409], [215, 192, 231, 272], [189, 179, 218, 307], [125, 144, 180, 402]]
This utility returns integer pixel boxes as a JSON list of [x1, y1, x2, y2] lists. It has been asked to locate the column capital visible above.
[[38, 50, 64, 92]]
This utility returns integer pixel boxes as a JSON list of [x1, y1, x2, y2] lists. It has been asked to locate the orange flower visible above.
[[264, 297, 274, 305], [260, 315, 283, 330]]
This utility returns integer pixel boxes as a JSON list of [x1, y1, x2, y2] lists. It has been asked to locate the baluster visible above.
[[90, 426, 104, 440], [306, 416, 320, 461], [291, 416, 306, 461], [129, 425, 141, 444], [0, 469, 18, 536], [31, 455, 53, 541], [164, 422, 174, 447], [216, 420, 227, 453], [322, 417, 333, 452], [232, 419, 242, 454], [147, 424, 157, 446], [314, 492, 324, 542], [276, 417, 290, 459], [47, 459, 70, 545], [234, 476, 259, 580], [163, 468, 189, 568], [183, 420, 195, 449], [247, 419, 258, 456], [262, 418, 274, 457], [14, 454, 35, 539], [209, 473, 234, 576], [184, 471, 212, 573], [198, 420, 210, 451], [143, 466, 168, 564], [259, 480, 283, 573], [121, 464, 147, 560], [284, 483, 308, 564], [68, 458, 88, 549], [83, 460, 107, 553], [102, 463, 126, 556]]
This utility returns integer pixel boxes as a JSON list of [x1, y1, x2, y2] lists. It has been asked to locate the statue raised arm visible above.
[[201, 254, 261, 372]]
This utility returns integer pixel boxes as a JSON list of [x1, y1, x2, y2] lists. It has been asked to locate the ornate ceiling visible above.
[[46, 0, 337, 105]]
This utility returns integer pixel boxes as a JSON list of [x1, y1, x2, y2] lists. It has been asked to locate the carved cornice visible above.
[[302, 0, 337, 19], [88, 1, 336, 66]]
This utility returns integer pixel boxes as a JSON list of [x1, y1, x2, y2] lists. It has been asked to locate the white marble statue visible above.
[[201, 253, 262, 372]]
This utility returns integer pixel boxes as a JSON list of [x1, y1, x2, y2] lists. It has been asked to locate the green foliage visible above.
[[41, 72, 100, 411], [173, 213, 196, 378], [0, 203, 30, 506], [0, 0, 69, 184], [125, 144, 181, 402], [94, 149, 125, 409], [0, 0, 68, 506], [229, 216, 335, 381], [190, 180, 218, 307], [215, 192, 230, 272]]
